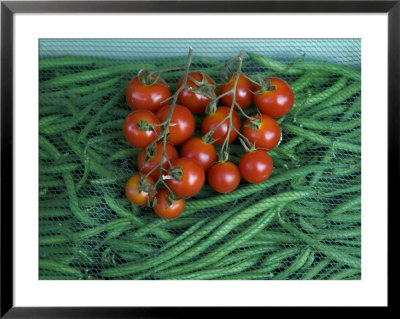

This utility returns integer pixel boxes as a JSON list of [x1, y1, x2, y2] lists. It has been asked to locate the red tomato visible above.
[[180, 137, 217, 171], [242, 113, 281, 151], [167, 158, 205, 198], [125, 174, 155, 206], [137, 142, 179, 180], [219, 72, 253, 109], [207, 162, 241, 193], [253, 77, 294, 118], [201, 106, 241, 145], [123, 110, 161, 148], [153, 188, 185, 219], [126, 74, 171, 112], [239, 150, 273, 184], [177, 71, 216, 114], [155, 104, 195, 146]]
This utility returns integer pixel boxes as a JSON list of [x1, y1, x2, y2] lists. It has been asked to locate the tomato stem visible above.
[[204, 51, 253, 162], [141, 47, 194, 202]]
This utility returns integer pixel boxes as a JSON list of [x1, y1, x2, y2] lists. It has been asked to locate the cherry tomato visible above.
[[123, 110, 161, 148], [125, 174, 155, 206], [126, 74, 171, 112], [167, 158, 205, 198], [219, 72, 253, 109], [137, 142, 179, 180], [242, 113, 281, 151], [253, 77, 294, 118], [239, 150, 273, 184], [180, 137, 217, 171], [155, 104, 195, 146], [153, 188, 185, 219], [201, 106, 241, 145], [177, 71, 216, 114], [207, 162, 241, 193]]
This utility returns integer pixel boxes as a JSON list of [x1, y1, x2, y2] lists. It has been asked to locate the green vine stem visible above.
[[202, 51, 255, 162], [138, 47, 194, 205]]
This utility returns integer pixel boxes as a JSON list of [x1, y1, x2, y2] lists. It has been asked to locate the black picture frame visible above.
[[1, 1, 395, 317]]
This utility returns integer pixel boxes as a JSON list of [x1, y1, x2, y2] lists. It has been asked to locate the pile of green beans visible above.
[[39, 51, 361, 280]]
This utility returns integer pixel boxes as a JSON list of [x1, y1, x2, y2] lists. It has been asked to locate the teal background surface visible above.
[[40, 39, 361, 68]]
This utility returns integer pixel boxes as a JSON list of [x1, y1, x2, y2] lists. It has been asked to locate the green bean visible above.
[[42, 219, 131, 247], [294, 60, 361, 81], [39, 178, 65, 188], [185, 165, 322, 210], [286, 203, 324, 218], [254, 230, 300, 244], [62, 132, 113, 178], [247, 52, 304, 75], [107, 107, 131, 118], [100, 198, 256, 277], [39, 114, 64, 128], [327, 268, 361, 280], [40, 63, 154, 89], [261, 247, 301, 266], [211, 246, 277, 269], [117, 251, 141, 261], [279, 218, 361, 269], [319, 227, 361, 240], [41, 101, 96, 135], [39, 136, 62, 160], [309, 146, 335, 187], [159, 219, 210, 252], [75, 156, 90, 192], [40, 77, 120, 101], [311, 105, 347, 119], [105, 148, 138, 163], [328, 213, 361, 223], [88, 143, 121, 157], [108, 239, 155, 255], [296, 118, 360, 132], [317, 264, 344, 280], [321, 184, 360, 198], [40, 163, 80, 174], [165, 255, 260, 280], [90, 174, 130, 186], [157, 204, 288, 278], [40, 234, 70, 245], [76, 219, 132, 241], [283, 123, 361, 153], [88, 132, 126, 146], [40, 56, 114, 69], [99, 119, 125, 131], [39, 259, 83, 278], [301, 258, 331, 280], [290, 72, 313, 92], [220, 262, 282, 280], [303, 77, 347, 108], [63, 173, 98, 225], [273, 248, 311, 280], [321, 83, 360, 108], [331, 162, 361, 178], [39, 105, 65, 115], [341, 96, 361, 121], [304, 251, 315, 269], [247, 52, 361, 80], [329, 195, 361, 216], [299, 217, 319, 234], [78, 90, 124, 142], [40, 208, 71, 219], [102, 192, 140, 221], [279, 136, 305, 152]]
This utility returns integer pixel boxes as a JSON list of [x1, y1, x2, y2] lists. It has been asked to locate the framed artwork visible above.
[[1, 0, 394, 316]]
